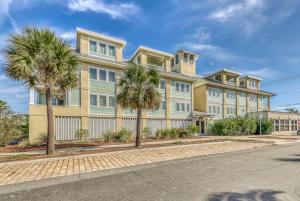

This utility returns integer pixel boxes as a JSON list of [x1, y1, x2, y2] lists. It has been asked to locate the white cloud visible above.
[[67, 0, 140, 20], [179, 42, 238, 62], [60, 31, 76, 41], [207, 0, 298, 36], [242, 67, 278, 79], [209, 0, 265, 22]]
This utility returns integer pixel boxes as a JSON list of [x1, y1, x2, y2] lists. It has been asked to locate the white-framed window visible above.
[[187, 104, 191, 112], [226, 91, 236, 99], [89, 67, 115, 83], [89, 40, 97, 54], [227, 107, 236, 115], [160, 80, 165, 90], [99, 95, 107, 106], [175, 81, 190, 93], [208, 87, 221, 97], [88, 38, 116, 60], [161, 101, 166, 110], [208, 104, 221, 115], [249, 80, 257, 88], [176, 103, 180, 111], [90, 94, 97, 106], [89, 68, 97, 80], [175, 102, 191, 112], [249, 94, 257, 102], [99, 70, 107, 81], [261, 96, 268, 107], [90, 94, 116, 108]]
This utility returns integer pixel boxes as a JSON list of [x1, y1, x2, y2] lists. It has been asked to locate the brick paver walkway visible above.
[[0, 141, 267, 186]]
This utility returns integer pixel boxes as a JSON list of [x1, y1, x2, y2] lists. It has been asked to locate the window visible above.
[[108, 96, 116, 107], [227, 91, 236, 99], [160, 80, 165, 90], [181, 103, 185, 111], [52, 97, 58, 105], [108, 71, 115, 82], [88, 39, 116, 59], [181, 84, 185, 92], [175, 55, 179, 64], [227, 107, 236, 115], [171, 59, 174, 67], [99, 70, 107, 81], [176, 103, 180, 111], [249, 95, 257, 102], [108, 45, 115, 57], [161, 101, 166, 110], [249, 80, 257, 88], [99, 43, 106, 55], [89, 40, 97, 53], [90, 94, 97, 106], [186, 85, 190, 93], [291, 120, 298, 131], [209, 106, 212, 113], [99, 95, 107, 106], [183, 53, 188, 61], [284, 120, 290, 131], [187, 104, 190, 112], [176, 83, 180, 91], [208, 88, 221, 97], [90, 68, 97, 80]]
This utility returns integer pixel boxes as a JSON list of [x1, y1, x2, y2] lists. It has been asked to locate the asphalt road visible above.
[[1, 143, 300, 201]]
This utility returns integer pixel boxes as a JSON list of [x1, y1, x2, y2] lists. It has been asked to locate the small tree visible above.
[[117, 63, 161, 147], [4, 27, 78, 154], [286, 107, 299, 114]]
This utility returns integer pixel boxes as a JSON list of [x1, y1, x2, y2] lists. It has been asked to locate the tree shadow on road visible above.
[[275, 154, 300, 162], [207, 189, 284, 201]]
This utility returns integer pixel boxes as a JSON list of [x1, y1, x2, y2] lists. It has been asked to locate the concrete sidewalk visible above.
[[0, 140, 267, 186]]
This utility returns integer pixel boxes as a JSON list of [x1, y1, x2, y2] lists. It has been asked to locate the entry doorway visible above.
[[200, 121, 205, 134]]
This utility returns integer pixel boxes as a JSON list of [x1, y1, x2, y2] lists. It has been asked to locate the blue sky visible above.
[[0, 0, 300, 113]]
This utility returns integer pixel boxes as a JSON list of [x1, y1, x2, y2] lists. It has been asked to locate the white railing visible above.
[[147, 63, 165, 71]]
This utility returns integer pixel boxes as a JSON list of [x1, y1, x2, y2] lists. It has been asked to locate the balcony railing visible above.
[[147, 62, 165, 71]]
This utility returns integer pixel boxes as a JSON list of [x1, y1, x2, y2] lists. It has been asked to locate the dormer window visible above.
[[249, 80, 257, 88], [214, 74, 221, 82], [137, 56, 141, 64], [89, 40, 97, 54], [88, 38, 116, 60]]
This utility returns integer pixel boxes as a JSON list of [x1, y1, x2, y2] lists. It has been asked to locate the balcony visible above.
[[147, 62, 165, 71]]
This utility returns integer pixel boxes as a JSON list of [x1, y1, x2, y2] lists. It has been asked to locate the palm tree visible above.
[[117, 63, 161, 147], [4, 27, 78, 154]]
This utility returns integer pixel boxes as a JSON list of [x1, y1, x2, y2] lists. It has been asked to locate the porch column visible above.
[[166, 79, 171, 128], [116, 69, 124, 131], [80, 64, 89, 131]]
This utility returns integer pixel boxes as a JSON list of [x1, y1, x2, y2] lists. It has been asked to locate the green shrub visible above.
[[104, 128, 132, 142], [116, 128, 132, 142], [168, 128, 179, 139], [103, 131, 116, 142], [237, 118, 257, 135], [75, 129, 89, 141], [256, 119, 273, 134], [186, 124, 199, 135], [142, 127, 151, 139], [212, 117, 258, 136]]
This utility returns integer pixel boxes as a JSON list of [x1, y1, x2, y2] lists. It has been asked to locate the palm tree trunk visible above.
[[45, 87, 55, 155], [136, 108, 142, 147]]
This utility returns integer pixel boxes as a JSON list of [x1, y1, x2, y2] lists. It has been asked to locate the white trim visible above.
[[241, 75, 262, 81], [89, 66, 116, 83], [77, 27, 126, 46], [205, 68, 241, 78], [88, 37, 116, 61], [130, 45, 174, 61]]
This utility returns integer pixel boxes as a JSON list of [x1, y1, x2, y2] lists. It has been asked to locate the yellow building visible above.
[[29, 28, 199, 143], [193, 69, 274, 133]]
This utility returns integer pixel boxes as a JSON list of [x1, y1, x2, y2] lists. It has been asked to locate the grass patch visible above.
[[10, 154, 30, 159]]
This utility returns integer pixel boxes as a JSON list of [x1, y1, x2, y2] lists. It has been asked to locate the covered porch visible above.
[[192, 111, 214, 135]]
